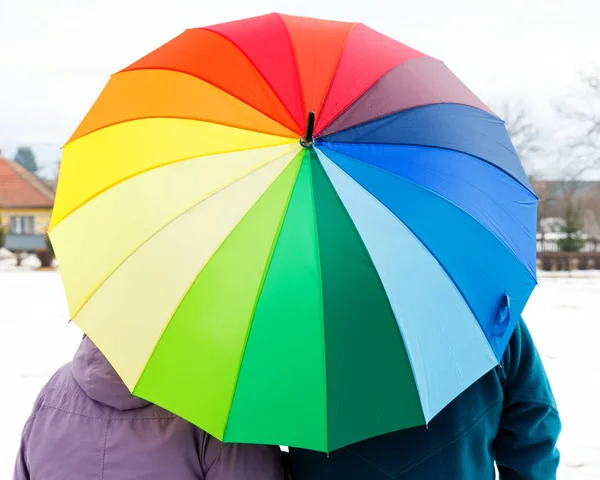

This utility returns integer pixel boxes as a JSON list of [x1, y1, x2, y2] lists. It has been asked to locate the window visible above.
[[9, 216, 35, 235]]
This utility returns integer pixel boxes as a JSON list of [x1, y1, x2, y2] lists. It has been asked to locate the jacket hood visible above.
[[72, 336, 149, 411]]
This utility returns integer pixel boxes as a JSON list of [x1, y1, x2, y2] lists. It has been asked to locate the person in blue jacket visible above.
[[288, 318, 560, 480]]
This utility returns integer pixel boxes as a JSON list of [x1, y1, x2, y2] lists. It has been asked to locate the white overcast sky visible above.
[[0, 0, 598, 155]]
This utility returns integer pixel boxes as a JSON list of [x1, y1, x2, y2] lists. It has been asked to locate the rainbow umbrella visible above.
[[50, 13, 538, 452]]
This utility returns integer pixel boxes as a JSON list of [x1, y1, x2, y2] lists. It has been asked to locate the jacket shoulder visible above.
[[32, 363, 170, 420], [30, 363, 75, 412]]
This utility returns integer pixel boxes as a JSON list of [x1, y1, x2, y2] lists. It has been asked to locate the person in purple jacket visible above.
[[13, 335, 284, 480]]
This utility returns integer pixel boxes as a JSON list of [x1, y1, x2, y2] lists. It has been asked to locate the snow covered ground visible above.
[[0, 269, 598, 478], [522, 271, 600, 479]]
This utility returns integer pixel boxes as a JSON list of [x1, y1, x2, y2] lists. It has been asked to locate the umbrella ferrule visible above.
[[300, 111, 315, 148]]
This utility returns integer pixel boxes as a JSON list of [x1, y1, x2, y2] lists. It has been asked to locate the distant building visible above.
[[0, 151, 55, 251], [532, 180, 600, 237]]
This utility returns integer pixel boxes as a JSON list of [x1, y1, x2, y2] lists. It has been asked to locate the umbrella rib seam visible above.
[[320, 144, 537, 281], [311, 23, 358, 134], [50, 139, 296, 232], [66, 67, 300, 145], [68, 114, 297, 147], [275, 13, 307, 125], [201, 27, 304, 134], [69, 146, 298, 322], [317, 147, 499, 367], [318, 57, 497, 137], [315, 31, 429, 135], [318, 104, 534, 193], [128, 149, 298, 403], [322, 139, 536, 200], [116, 66, 302, 136], [307, 152, 329, 452], [314, 147, 428, 429], [221, 154, 304, 441], [319, 102, 499, 138]]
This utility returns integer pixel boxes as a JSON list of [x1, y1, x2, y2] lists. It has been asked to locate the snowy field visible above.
[[0, 269, 598, 479]]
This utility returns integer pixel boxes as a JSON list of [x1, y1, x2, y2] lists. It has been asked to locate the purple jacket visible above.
[[14, 336, 284, 479]]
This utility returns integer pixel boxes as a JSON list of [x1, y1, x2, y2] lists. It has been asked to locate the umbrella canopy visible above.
[[50, 13, 538, 452]]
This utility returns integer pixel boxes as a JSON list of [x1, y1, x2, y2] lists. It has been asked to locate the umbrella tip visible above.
[[300, 111, 315, 149]]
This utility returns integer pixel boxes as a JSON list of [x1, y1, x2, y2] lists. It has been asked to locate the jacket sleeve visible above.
[[13, 416, 34, 480], [495, 319, 561, 480], [203, 435, 285, 480]]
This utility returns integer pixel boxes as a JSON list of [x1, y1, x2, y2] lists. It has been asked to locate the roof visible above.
[[532, 179, 600, 195], [0, 154, 55, 208]]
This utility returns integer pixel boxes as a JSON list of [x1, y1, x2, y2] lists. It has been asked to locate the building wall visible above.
[[0, 207, 52, 235]]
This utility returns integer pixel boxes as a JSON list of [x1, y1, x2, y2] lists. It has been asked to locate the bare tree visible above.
[[581, 184, 600, 237], [556, 67, 600, 175], [530, 179, 552, 235], [549, 148, 595, 255], [499, 101, 544, 175], [496, 101, 551, 237], [555, 179, 586, 252]]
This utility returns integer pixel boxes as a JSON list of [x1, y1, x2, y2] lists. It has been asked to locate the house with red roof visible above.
[[0, 151, 55, 251]]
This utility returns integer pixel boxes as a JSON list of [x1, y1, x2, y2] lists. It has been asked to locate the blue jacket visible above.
[[288, 319, 560, 479]]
